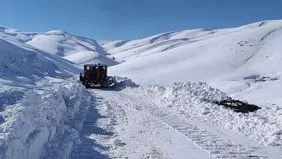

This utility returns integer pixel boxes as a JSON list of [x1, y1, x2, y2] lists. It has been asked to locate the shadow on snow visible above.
[[71, 98, 113, 159]]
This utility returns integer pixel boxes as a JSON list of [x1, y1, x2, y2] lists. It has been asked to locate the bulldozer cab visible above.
[[80, 63, 113, 88], [83, 64, 107, 81]]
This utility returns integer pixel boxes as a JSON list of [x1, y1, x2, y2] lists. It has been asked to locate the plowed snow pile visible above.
[[0, 80, 91, 159], [0, 34, 92, 159], [126, 82, 282, 147]]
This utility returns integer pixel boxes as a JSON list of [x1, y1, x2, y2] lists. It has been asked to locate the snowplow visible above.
[[79, 64, 115, 88]]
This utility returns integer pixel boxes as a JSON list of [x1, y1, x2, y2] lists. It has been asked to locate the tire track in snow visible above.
[[115, 92, 270, 159], [95, 90, 209, 159], [70, 95, 115, 159], [99, 93, 172, 159], [151, 110, 267, 159]]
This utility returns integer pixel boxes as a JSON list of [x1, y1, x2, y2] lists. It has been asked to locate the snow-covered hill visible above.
[[0, 35, 80, 85], [101, 20, 282, 106], [26, 30, 118, 66], [0, 28, 92, 159], [0, 27, 117, 66], [0, 26, 35, 42], [106, 20, 282, 83], [1, 20, 282, 159]]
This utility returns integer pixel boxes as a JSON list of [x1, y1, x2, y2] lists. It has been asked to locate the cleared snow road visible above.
[[69, 89, 281, 159], [88, 90, 210, 159]]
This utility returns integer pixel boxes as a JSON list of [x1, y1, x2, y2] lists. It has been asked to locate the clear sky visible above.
[[1, 0, 281, 40]]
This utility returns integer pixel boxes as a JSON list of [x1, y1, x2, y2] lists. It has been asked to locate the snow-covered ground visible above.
[[92, 83, 282, 158], [0, 79, 91, 159], [127, 82, 282, 147], [0, 20, 282, 158], [0, 33, 93, 159]]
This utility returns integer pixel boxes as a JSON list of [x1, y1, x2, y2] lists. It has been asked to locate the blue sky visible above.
[[0, 0, 281, 40]]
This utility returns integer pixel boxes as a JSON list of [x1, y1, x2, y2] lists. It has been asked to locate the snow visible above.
[[93, 82, 282, 158], [0, 79, 91, 159], [0, 37, 80, 85], [0, 29, 92, 159], [26, 30, 117, 65], [1, 20, 282, 158], [0, 26, 36, 43], [64, 51, 118, 66], [100, 20, 282, 158], [0, 26, 117, 65], [124, 82, 282, 147], [108, 20, 282, 85], [91, 89, 211, 159], [26, 30, 99, 56]]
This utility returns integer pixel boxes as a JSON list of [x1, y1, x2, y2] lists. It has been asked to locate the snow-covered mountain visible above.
[[104, 20, 282, 106], [105, 20, 282, 83], [0, 26, 91, 159], [0, 27, 117, 66], [0, 31, 80, 85], [1, 20, 282, 159]]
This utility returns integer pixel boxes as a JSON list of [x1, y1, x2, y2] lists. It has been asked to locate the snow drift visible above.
[[126, 82, 282, 147], [0, 80, 91, 159]]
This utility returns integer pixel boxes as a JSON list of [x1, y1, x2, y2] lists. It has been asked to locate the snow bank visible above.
[[0, 80, 91, 159], [127, 82, 282, 147], [112, 77, 139, 90], [0, 28, 94, 159]]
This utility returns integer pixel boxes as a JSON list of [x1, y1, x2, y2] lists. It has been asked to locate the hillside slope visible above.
[[0, 29, 93, 159], [26, 30, 118, 66], [2, 21, 282, 102], [0, 35, 79, 85], [104, 21, 282, 82], [0, 27, 117, 66], [101, 21, 282, 103], [1, 20, 282, 159]]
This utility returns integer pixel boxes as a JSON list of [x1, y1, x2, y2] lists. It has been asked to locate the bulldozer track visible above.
[[115, 92, 269, 159]]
